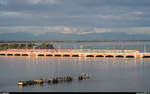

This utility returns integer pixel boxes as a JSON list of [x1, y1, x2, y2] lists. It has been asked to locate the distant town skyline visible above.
[[0, 0, 150, 40]]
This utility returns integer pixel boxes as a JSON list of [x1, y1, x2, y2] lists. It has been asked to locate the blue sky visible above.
[[0, 0, 150, 40]]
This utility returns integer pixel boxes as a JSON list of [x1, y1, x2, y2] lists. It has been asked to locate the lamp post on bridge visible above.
[[80, 45, 83, 57], [33, 46, 36, 52], [144, 45, 146, 53]]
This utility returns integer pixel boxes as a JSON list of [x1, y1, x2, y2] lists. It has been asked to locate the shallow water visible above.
[[0, 56, 150, 92]]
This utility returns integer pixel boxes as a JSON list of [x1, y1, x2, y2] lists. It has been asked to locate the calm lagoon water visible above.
[[0, 56, 150, 92]]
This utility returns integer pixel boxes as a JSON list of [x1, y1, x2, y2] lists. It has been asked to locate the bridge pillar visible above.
[[134, 52, 136, 58], [124, 56, 126, 58], [140, 53, 143, 58]]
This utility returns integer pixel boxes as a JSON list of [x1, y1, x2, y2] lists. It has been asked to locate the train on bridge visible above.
[[7, 48, 140, 53]]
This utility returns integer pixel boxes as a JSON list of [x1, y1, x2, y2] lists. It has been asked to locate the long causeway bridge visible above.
[[0, 49, 150, 58]]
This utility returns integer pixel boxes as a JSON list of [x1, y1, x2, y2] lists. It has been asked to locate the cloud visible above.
[[0, 26, 91, 36], [0, 11, 22, 16], [120, 27, 150, 35], [0, 26, 150, 37], [133, 11, 144, 15], [0, 0, 8, 5], [93, 28, 112, 33], [27, 0, 57, 5], [0, 0, 150, 39]]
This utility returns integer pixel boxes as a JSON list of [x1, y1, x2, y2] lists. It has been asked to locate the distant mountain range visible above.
[[0, 32, 150, 40]]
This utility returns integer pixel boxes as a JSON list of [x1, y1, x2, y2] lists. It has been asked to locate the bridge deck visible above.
[[0, 51, 150, 58], [0, 49, 149, 58]]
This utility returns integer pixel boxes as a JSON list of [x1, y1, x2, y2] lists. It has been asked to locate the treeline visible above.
[[0, 42, 54, 50], [1, 40, 150, 43]]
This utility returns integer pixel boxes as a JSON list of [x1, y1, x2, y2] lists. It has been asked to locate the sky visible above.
[[0, 0, 150, 40]]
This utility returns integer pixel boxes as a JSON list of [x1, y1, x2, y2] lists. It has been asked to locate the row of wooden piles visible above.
[[18, 73, 89, 87]]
